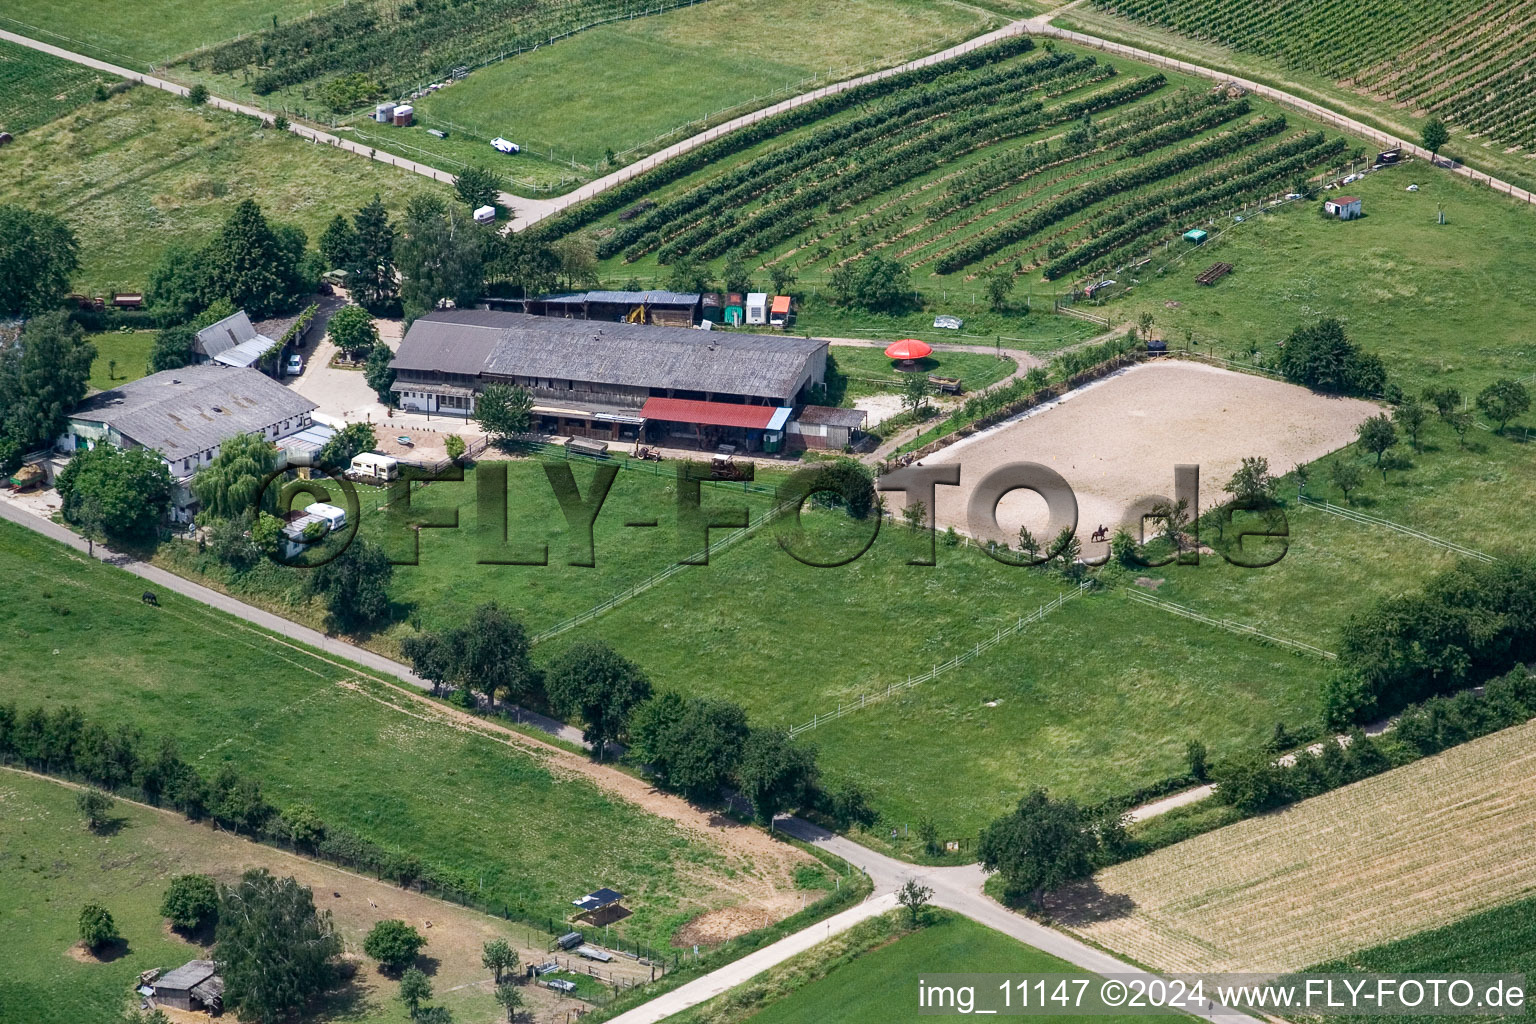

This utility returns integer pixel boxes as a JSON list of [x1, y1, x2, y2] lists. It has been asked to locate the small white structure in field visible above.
[[1324, 196, 1362, 220], [473, 205, 496, 224]]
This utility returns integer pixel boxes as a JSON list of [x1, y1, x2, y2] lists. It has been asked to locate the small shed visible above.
[[769, 295, 792, 327], [473, 205, 496, 224], [723, 292, 744, 327], [375, 102, 397, 123], [788, 406, 867, 451], [1324, 196, 1362, 220], [1183, 228, 1208, 244], [153, 960, 223, 1013], [393, 104, 414, 126], [701, 292, 724, 323], [745, 292, 768, 326]]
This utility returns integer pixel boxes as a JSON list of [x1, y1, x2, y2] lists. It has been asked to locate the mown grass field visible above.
[[86, 331, 156, 392], [672, 912, 1158, 1024], [0, 771, 538, 1024], [411, 0, 1001, 167], [0, 86, 448, 294], [0, 519, 779, 950], [1093, 168, 1536, 396], [1051, 717, 1536, 972], [0, 38, 108, 135], [827, 345, 1018, 402]]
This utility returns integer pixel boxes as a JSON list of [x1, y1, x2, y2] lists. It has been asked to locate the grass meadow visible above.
[[671, 912, 1157, 1024], [412, 0, 1001, 167], [86, 331, 156, 391], [0, 0, 322, 68], [1052, 717, 1536, 973], [0, 771, 534, 1024], [827, 345, 1018, 401], [0, 519, 759, 950], [0, 86, 448, 294], [0, 38, 107, 135]]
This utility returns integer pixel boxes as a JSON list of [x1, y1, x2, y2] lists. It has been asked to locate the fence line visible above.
[[1297, 496, 1495, 562], [1124, 588, 1337, 659], [785, 581, 1092, 738]]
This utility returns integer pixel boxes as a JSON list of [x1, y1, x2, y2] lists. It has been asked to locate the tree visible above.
[[737, 727, 818, 825], [191, 431, 278, 522], [768, 263, 797, 296], [1395, 397, 1428, 450], [327, 304, 379, 360], [317, 421, 378, 466], [454, 166, 502, 210], [402, 631, 454, 696], [319, 214, 357, 271], [1137, 310, 1154, 340], [216, 869, 341, 1023], [545, 640, 653, 760], [146, 244, 209, 324], [628, 693, 749, 802], [1017, 526, 1041, 563], [476, 383, 534, 444], [490, 231, 560, 298], [666, 255, 711, 294], [1276, 318, 1386, 397], [897, 878, 933, 926], [365, 342, 397, 403], [1048, 524, 1081, 572], [201, 200, 306, 318], [418, 1008, 453, 1024], [455, 603, 536, 707], [1421, 117, 1450, 162], [1355, 413, 1398, 468], [550, 233, 599, 289], [0, 206, 79, 316], [1448, 409, 1474, 448], [1224, 456, 1277, 505], [306, 537, 394, 632], [78, 902, 119, 952], [481, 938, 519, 984], [494, 982, 524, 1023], [76, 787, 114, 831], [161, 874, 219, 932], [365, 919, 427, 974], [56, 445, 173, 540], [1147, 498, 1190, 557], [0, 311, 96, 451], [1212, 749, 1291, 814], [1476, 378, 1530, 433], [148, 324, 198, 373], [901, 373, 928, 416], [444, 434, 467, 464], [1423, 385, 1461, 420], [397, 199, 487, 323], [986, 271, 1015, 312], [900, 500, 927, 531], [75, 492, 107, 556], [187, 83, 209, 105], [349, 195, 398, 314], [273, 113, 290, 132], [399, 967, 432, 1019], [722, 255, 753, 295], [978, 789, 1100, 908], [1329, 459, 1364, 502], [1186, 740, 1208, 781], [842, 256, 912, 313]]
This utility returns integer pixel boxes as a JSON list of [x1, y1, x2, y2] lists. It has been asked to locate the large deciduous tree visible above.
[[363, 919, 426, 974], [348, 195, 398, 314], [1276, 318, 1386, 397], [475, 383, 534, 444], [1476, 378, 1530, 433], [397, 195, 487, 324], [545, 640, 653, 760], [454, 166, 502, 210], [216, 869, 341, 1023], [306, 538, 394, 633], [978, 789, 1102, 909], [56, 444, 173, 539], [327, 304, 379, 360], [628, 693, 748, 803], [191, 431, 277, 521], [0, 311, 96, 454], [161, 873, 219, 933], [201, 200, 307, 319], [0, 205, 79, 316], [737, 728, 818, 825]]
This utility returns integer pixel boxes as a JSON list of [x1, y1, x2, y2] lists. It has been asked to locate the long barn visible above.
[[389, 310, 829, 450]]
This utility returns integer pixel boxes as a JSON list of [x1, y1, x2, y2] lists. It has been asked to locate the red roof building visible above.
[[640, 397, 781, 430]]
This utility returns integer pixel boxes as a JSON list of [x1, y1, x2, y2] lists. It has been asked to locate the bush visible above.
[[187, 83, 208, 105], [363, 919, 426, 973], [1276, 318, 1386, 397], [161, 874, 219, 932], [79, 902, 119, 952]]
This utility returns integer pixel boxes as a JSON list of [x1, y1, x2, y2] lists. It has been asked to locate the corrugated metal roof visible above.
[[212, 336, 273, 368], [194, 311, 258, 359], [583, 290, 701, 307], [771, 295, 792, 314], [392, 310, 825, 403], [795, 405, 867, 428], [156, 961, 217, 992], [641, 397, 779, 429], [70, 366, 317, 459]]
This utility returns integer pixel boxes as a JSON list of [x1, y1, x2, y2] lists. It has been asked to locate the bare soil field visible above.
[[918, 360, 1380, 548], [1048, 719, 1536, 973]]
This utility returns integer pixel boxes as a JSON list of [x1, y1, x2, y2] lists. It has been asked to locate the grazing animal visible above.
[[141, 591, 159, 606]]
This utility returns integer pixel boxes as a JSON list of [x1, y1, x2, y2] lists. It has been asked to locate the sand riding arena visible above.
[[911, 360, 1381, 551]]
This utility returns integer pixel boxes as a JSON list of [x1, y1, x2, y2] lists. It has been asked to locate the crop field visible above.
[[540, 38, 1352, 292], [0, 87, 447, 294], [0, 770, 569, 1024], [407, 0, 1000, 167], [0, 38, 107, 135], [0, 519, 812, 950], [1087, 0, 1536, 153], [1049, 717, 1536, 973]]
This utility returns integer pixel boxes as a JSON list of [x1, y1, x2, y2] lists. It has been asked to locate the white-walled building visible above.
[[59, 366, 318, 522]]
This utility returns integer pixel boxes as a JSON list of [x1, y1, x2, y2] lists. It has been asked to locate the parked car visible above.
[[285, 353, 303, 376], [490, 137, 520, 154]]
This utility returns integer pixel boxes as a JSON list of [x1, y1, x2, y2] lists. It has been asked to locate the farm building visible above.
[[152, 960, 223, 1013], [194, 310, 279, 370], [59, 366, 317, 523], [1324, 196, 1363, 220], [786, 405, 866, 451], [522, 290, 702, 326], [389, 310, 827, 450]]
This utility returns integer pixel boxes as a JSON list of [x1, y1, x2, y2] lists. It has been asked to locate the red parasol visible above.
[[884, 338, 933, 363]]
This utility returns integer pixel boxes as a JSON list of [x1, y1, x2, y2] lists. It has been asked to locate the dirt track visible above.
[[917, 360, 1380, 548]]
